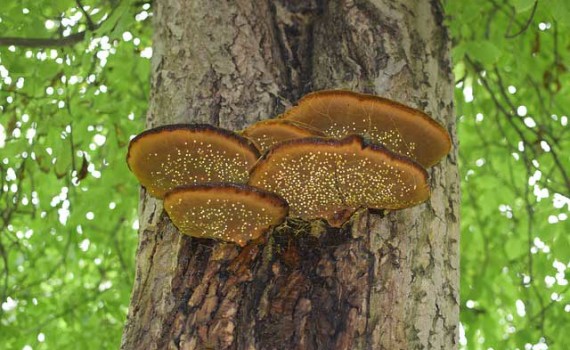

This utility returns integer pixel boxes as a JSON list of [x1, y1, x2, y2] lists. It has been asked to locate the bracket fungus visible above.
[[127, 124, 260, 198], [249, 135, 430, 227], [281, 90, 451, 167], [241, 119, 324, 153], [164, 183, 289, 246]]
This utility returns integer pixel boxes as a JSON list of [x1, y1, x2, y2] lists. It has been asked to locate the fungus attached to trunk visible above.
[[281, 90, 451, 167], [127, 124, 260, 198], [164, 183, 288, 246], [249, 135, 429, 227], [241, 119, 324, 153]]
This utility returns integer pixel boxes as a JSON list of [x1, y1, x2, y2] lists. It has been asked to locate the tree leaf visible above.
[[466, 40, 502, 65], [548, 0, 570, 26], [512, 0, 536, 13]]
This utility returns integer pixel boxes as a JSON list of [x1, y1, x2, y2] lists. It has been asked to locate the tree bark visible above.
[[121, 0, 459, 349]]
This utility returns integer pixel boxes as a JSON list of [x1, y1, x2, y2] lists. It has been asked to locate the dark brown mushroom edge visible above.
[[164, 183, 289, 246], [241, 119, 324, 153], [127, 124, 260, 198], [249, 135, 430, 227], [280, 90, 451, 168]]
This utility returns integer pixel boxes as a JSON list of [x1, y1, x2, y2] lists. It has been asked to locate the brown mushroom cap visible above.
[[241, 119, 324, 153], [280, 90, 451, 167], [127, 124, 260, 198], [164, 183, 289, 246], [249, 135, 430, 227]]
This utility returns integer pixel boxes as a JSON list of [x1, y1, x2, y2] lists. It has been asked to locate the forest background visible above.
[[0, 0, 568, 349]]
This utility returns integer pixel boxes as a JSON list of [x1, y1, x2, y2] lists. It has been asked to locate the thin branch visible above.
[[0, 31, 88, 48], [76, 0, 96, 30], [0, 241, 9, 319], [0, 0, 123, 48], [467, 57, 570, 194], [505, 0, 538, 38]]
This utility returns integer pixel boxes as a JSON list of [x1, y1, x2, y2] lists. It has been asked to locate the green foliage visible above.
[[0, 1, 568, 349], [446, 0, 570, 348], [0, 1, 150, 348]]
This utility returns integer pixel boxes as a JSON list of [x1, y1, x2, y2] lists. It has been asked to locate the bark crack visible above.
[[364, 212, 375, 350]]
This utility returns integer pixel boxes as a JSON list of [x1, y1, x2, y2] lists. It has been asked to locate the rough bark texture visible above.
[[121, 0, 459, 349]]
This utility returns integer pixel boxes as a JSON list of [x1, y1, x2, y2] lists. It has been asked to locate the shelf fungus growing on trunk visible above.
[[281, 90, 451, 168], [249, 135, 430, 227], [164, 183, 289, 246], [241, 119, 324, 153], [127, 124, 260, 198]]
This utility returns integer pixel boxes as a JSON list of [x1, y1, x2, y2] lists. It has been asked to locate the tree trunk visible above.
[[121, 0, 459, 349]]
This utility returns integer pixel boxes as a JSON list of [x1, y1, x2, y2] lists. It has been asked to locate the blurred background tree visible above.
[[0, 1, 150, 349], [0, 0, 568, 349], [448, 1, 570, 348]]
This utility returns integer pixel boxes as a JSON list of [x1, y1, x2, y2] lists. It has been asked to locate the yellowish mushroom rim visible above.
[[126, 123, 260, 171]]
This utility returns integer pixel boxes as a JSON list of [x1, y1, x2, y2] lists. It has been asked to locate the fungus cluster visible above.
[[127, 124, 288, 246], [128, 90, 450, 244]]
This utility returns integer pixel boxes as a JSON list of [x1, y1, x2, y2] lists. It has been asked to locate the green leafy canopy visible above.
[[0, 0, 568, 349], [446, 0, 570, 348], [0, 1, 150, 349]]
